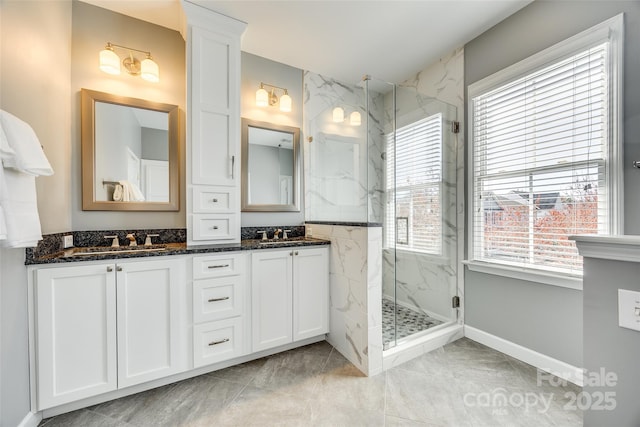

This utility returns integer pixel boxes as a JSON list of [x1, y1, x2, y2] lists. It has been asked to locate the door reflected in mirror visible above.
[[241, 118, 300, 212], [81, 89, 179, 211]]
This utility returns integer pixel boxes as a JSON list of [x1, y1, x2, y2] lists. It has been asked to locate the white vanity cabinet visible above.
[[251, 247, 329, 352], [192, 252, 247, 368], [32, 258, 187, 410], [183, 2, 246, 246], [34, 264, 117, 409]]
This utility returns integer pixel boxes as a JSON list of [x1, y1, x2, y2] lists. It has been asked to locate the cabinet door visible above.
[[116, 258, 185, 388], [190, 26, 239, 187], [293, 247, 330, 341], [35, 264, 117, 409], [251, 250, 293, 352]]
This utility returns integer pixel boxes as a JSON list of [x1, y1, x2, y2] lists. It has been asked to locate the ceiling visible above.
[[81, 0, 532, 85]]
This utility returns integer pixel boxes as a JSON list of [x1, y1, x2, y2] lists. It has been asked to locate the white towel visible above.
[[0, 167, 43, 248], [0, 165, 7, 241], [0, 110, 53, 176], [119, 180, 145, 202], [0, 126, 10, 240], [0, 110, 53, 247]]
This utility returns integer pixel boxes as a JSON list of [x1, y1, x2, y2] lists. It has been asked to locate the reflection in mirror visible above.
[[81, 89, 179, 211], [241, 118, 300, 212]]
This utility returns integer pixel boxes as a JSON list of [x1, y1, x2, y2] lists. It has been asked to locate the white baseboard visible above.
[[18, 411, 41, 427], [464, 325, 584, 386]]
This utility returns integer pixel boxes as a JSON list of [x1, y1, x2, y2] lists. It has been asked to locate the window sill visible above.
[[462, 260, 583, 291]]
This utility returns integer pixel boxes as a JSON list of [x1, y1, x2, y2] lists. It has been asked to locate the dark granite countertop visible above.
[[305, 220, 383, 227], [27, 237, 331, 265]]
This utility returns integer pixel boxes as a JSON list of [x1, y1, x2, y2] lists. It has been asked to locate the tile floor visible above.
[[39, 338, 582, 427], [382, 299, 443, 348]]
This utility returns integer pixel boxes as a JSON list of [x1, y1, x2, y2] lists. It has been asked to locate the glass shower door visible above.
[[369, 78, 458, 350]]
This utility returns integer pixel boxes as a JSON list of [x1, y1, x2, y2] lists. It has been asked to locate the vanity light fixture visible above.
[[99, 42, 159, 83], [255, 82, 292, 112], [332, 107, 361, 126]]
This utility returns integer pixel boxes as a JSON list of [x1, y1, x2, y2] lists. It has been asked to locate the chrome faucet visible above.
[[126, 233, 137, 247], [257, 230, 267, 240], [283, 229, 291, 240]]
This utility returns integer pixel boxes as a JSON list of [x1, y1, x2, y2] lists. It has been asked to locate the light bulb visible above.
[[140, 56, 159, 82], [350, 111, 361, 126], [332, 107, 344, 123], [99, 46, 120, 75], [256, 87, 269, 107], [279, 92, 292, 112]]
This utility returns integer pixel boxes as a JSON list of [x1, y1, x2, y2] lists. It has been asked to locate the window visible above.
[[385, 113, 443, 255], [469, 15, 623, 278]]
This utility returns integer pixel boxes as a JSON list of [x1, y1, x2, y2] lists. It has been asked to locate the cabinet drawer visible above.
[[192, 186, 235, 213], [193, 276, 243, 323], [193, 253, 244, 279], [192, 214, 237, 241], [193, 318, 244, 368]]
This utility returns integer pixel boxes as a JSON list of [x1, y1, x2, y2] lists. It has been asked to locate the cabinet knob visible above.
[[117, 266, 123, 272], [208, 338, 230, 346], [295, 251, 299, 256], [212, 198, 218, 203], [107, 266, 113, 272], [212, 226, 219, 230], [290, 251, 293, 256]]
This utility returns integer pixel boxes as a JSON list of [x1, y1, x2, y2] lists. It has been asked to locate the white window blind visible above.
[[471, 42, 611, 275], [385, 113, 443, 255]]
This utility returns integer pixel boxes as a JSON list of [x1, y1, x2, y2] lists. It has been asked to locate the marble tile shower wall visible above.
[[311, 223, 383, 376], [303, 72, 385, 223], [382, 48, 464, 326]]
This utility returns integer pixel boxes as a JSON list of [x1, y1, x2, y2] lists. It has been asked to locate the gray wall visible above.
[[141, 128, 169, 161], [240, 52, 304, 226], [464, 1, 640, 368], [0, 1, 72, 426], [71, 1, 185, 230], [248, 144, 281, 204], [583, 257, 640, 426]]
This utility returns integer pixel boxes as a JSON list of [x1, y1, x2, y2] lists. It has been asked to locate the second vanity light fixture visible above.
[[332, 107, 361, 126], [256, 82, 292, 112], [99, 42, 159, 83]]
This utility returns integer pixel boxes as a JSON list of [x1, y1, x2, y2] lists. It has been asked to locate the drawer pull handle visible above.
[[208, 338, 229, 346], [212, 226, 219, 230], [208, 296, 230, 302], [208, 264, 230, 269], [212, 198, 218, 203]]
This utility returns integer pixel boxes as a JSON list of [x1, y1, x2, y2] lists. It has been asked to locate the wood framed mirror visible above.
[[241, 118, 300, 212], [81, 88, 179, 211]]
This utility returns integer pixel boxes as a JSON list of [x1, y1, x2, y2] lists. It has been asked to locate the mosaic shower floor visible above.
[[383, 298, 443, 349]]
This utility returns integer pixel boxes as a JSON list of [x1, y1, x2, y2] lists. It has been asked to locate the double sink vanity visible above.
[[26, 2, 328, 418], [26, 229, 330, 415]]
